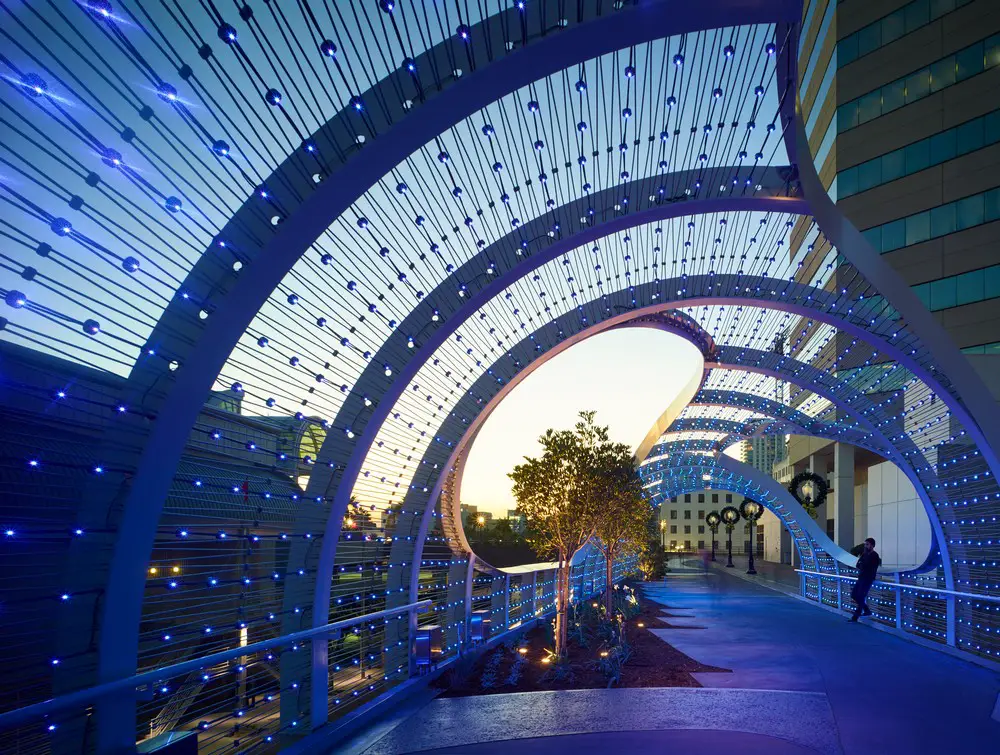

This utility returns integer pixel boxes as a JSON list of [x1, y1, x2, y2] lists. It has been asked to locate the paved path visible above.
[[342, 569, 1000, 755], [646, 570, 1000, 754]]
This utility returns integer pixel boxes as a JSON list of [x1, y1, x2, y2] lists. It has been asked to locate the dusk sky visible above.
[[462, 328, 703, 516]]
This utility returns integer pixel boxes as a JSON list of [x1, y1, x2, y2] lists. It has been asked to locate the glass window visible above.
[[882, 218, 906, 251], [858, 159, 882, 191], [684, 510, 691, 519], [929, 56, 957, 92], [685, 540, 691, 551], [698, 540, 705, 550], [882, 10, 907, 45], [905, 211, 931, 245], [858, 90, 882, 124], [956, 194, 985, 230], [684, 494, 691, 503], [928, 130, 956, 164], [956, 119, 985, 155], [985, 112, 1000, 145], [839, 167, 859, 197], [985, 188, 1000, 222], [670, 510, 678, 519], [904, 140, 931, 173], [882, 149, 906, 182], [684, 525, 691, 534], [838, 101, 859, 132], [904, 0, 930, 32], [839, 35, 859, 66], [930, 0, 956, 18], [857, 24, 881, 58], [698, 526, 705, 534], [930, 204, 956, 237], [698, 493, 705, 503], [913, 283, 932, 309], [862, 225, 882, 251], [956, 268, 985, 306], [930, 277, 957, 310], [985, 266, 1000, 299], [670, 496, 677, 503], [905, 70, 930, 103], [711, 493, 719, 503], [698, 510, 705, 519], [670, 540, 677, 549], [956, 42, 985, 81], [726, 494, 733, 503], [986, 34, 1000, 69], [670, 525, 677, 534], [882, 78, 906, 113]]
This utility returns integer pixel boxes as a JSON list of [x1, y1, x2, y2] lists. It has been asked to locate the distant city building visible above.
[[658, 489, 744, 553], [742, 435, 787, 476], [506, 509, 526, 533], [460, 504, 492, 529]]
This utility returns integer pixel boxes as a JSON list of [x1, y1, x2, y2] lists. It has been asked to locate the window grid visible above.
[[961, 341, 1000, 354], [911, 263, 1000, 312], [839, 110, 1000, 197], [838, 33, 1000, 133], [862, 186, 1000, 255], [838, 0, 975, 68]]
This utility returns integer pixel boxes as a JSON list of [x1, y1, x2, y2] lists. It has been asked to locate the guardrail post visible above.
[[503, 575, 511, 630], [835, 564, 843, 611], [894, 574, 903, 631], [529, 571, 537, 618], [946, 593, 957, 646]]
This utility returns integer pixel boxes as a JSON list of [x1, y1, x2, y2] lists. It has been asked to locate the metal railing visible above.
[[794, 570, 1000, 604], [0, 600, 431, 734]]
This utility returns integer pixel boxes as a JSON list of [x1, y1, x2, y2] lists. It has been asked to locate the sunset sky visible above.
[[461, 328, 703, 516]]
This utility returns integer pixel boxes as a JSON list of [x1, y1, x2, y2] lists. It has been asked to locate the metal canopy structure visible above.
[[1, 1, 998, 752]]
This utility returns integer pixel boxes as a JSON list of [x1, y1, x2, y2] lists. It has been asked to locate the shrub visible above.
[[479, 647, 506, 690]]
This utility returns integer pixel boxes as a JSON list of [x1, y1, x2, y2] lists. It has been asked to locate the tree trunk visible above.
[[604, 549, 615, 614], [555, 551, 568, 657]]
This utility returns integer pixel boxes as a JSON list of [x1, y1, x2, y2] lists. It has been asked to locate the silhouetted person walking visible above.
[[848, 537, 881, 623]]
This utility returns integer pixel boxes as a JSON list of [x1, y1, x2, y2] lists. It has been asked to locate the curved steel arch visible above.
[[315, 271, 971, 660], [643, 390, 945, 577], [643, 453, 857, 567], [406, 293, 950, 606], [402, 290, 960, 597], [95, 2, 802, 743]]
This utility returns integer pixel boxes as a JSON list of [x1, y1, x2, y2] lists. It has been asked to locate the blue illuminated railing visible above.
[[0, 601, 432, 735]]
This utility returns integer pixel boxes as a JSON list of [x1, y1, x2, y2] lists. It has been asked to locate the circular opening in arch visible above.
[[460, 327, 702, 563]]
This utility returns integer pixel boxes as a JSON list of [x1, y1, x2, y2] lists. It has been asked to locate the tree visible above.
[[592, 446, 650, 614], [637, 511, 667, 580], [485, 517, 520, 545], [509, 411, 607, 657]]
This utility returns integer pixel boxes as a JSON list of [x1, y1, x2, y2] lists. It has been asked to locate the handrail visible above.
[[794, 570, 1000, 604], [0, 599, 432, 731]]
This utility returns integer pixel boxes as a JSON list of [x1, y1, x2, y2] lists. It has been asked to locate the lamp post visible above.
[[705, 511, 721, 562], [720, 506, 741, 568], [739, 499, 764, 575]]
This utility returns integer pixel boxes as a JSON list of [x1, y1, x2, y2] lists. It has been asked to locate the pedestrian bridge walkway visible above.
[[341, 570, 1000, 755]]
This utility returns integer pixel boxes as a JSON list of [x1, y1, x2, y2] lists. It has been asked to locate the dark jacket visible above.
[[856, 549, 881, 583]]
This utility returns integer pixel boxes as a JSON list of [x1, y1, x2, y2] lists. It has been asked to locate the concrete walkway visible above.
[[341, 570, 1000, 755], [646, 570, 1000, 754]]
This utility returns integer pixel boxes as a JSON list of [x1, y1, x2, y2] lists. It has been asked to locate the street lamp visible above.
[[705, 511, 721, 562], [720, 506, 741, 568], [739, 499, 764, 575], [659, 519, 666, 550]]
